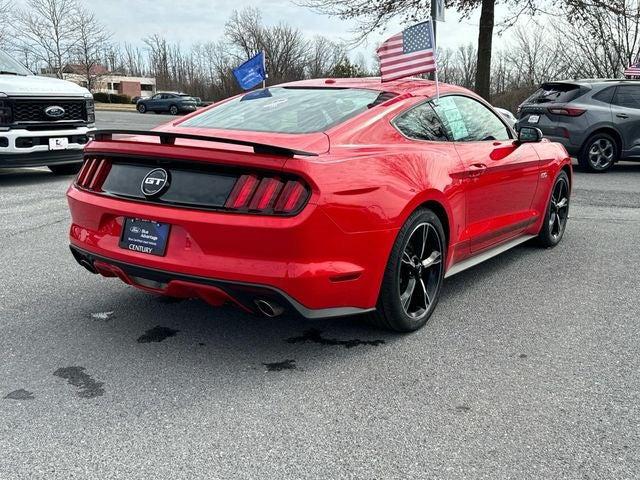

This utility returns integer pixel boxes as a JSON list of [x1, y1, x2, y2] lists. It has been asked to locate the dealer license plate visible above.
[[119, 218, 171, 256], [49, 137, 69, 150]]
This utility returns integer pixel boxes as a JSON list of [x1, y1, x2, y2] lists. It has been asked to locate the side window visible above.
[[432, 95, 511, 142], [152, 94, 162, 100], [592, 86, 615, 104], [612, 85, 640, 109], [394, 103, 449, 141]]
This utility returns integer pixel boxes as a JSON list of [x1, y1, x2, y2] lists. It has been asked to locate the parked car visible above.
[[495, 107, 517, 127], [136, 92, 198, 115], [517, 79, 640, 172], [0, 50, 95, 175], [68, 78, 571, 332]]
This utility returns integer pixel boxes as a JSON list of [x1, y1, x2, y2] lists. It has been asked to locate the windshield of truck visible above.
[[0, 50, 32, 76]]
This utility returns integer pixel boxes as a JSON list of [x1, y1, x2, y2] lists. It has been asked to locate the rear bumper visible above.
[[540, 135, 580, 155], [69, 245, 373, 319], [67, 185, 396, 316]]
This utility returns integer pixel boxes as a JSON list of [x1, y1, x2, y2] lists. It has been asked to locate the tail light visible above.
[[225, 174, 310, 215], [548, 105, 585, 116], [75, 157, 111, 191]]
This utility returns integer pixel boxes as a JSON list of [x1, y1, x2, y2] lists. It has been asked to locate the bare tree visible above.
[[306, 36, 345, 78], [13, 0, 80, 77], [0, 0, 13, 49], [552, 0, 640, 78], [72, 7, 111, 91], [225, 8, 311, 84]]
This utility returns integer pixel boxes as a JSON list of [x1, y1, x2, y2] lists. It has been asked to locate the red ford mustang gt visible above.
[[67, 78, 571, 332]]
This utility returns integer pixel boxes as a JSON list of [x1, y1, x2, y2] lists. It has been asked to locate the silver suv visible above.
[[517, 79, 640, 172]]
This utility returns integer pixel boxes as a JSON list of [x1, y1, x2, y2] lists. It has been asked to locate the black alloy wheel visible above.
[[369, 208, 445, 332], [537, 171, 570, 247]]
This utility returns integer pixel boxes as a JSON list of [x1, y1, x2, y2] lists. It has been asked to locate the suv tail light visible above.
[[76, 157, 111, 191], [547, 105, 586, 116], [225, 174, 309, 214]]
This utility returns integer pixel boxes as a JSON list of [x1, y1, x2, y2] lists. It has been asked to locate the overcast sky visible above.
[[26, 0, 518, 66]]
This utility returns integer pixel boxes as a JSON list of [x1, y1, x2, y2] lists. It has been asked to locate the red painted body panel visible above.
[[67, 78, 572, 315]]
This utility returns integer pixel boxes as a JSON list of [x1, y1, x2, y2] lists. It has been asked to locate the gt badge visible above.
[[141, 168, 170, 198]]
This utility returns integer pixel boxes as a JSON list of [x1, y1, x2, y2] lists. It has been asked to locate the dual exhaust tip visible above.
[[74, 250, 285, 318]]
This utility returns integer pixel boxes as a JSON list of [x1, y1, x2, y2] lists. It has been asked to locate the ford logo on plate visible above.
[[44, 105, 66, 119], [141, 168, 170, 198]]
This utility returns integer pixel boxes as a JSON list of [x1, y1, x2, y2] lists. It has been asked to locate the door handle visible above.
[[616, 113, 629, 119], [468, 163, 487, 177]]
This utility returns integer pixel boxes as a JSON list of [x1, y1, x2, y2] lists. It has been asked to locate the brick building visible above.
[[59, 64, 157, 99]]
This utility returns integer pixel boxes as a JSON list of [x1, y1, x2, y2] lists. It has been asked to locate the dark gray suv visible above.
[[517, 79, 640, 172]]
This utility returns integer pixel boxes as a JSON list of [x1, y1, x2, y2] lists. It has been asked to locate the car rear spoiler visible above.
[[91, 129, 319, 158]]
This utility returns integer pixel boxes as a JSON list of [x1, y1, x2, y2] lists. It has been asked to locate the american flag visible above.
[[624, 62, 640, 78], [377, 21, 437, 82]]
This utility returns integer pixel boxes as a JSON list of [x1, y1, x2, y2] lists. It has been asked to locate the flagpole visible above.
[[262, 50, 267, 89], [429, 17, 440, 103]]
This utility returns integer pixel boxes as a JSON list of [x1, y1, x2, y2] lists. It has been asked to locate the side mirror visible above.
[[517, 126, 543, 144]]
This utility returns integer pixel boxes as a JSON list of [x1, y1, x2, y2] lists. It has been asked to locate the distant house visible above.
[[54, 64, 157, 99]]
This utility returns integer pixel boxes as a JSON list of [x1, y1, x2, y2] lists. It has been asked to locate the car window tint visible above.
[[394, 103, 449, 141], [181, 87, 380, 134], [612, 85, 640, 109], [524, 83, 583, 104], [592, 86, 615, 104], [432, 95, 511, 142]]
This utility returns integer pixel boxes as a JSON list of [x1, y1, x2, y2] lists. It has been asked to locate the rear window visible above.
[[180, 87, 381, 134], [524, 83, 583, 104]]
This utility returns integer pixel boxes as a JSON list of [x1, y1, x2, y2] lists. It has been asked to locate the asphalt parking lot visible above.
[[1, 111, 639, 479]]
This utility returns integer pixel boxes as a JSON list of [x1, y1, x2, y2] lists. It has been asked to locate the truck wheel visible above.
[[137, 103, 147, 114], [49, 163, 82, 176]]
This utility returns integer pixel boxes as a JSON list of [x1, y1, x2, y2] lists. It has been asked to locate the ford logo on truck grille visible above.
[[44, 105, 66, 119], [141, 168, 170, 197]]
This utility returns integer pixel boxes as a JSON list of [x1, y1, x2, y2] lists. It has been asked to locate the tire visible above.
[[367, 208, 446, 332], [537, 170, 570, 248], [578, 132, 617, 172], [137, 103, 147, 114], [169, 105, 179, 115], [48, 163, 82, 176]]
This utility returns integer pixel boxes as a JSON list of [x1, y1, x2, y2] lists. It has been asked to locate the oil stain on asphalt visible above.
[[263, 359, 297, 371], [137, 326, 179, 343], [4, 389, 34, 400], [53, 366, 105, 398], [286, 328, 385, 349]]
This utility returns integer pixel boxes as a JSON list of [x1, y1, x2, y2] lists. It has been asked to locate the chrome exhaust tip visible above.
[[79, 259, 98, 274], [255, 299, 285, 318]]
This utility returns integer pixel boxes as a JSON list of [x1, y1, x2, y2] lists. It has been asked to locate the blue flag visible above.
[[233, 52, 267, 90]]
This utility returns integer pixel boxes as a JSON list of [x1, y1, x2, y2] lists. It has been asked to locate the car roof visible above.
[[541, 79, 640, 88], [278, 77, 474, 98]]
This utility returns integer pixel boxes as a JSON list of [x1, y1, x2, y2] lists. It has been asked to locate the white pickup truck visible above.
[[0, 50, 95, 175]]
